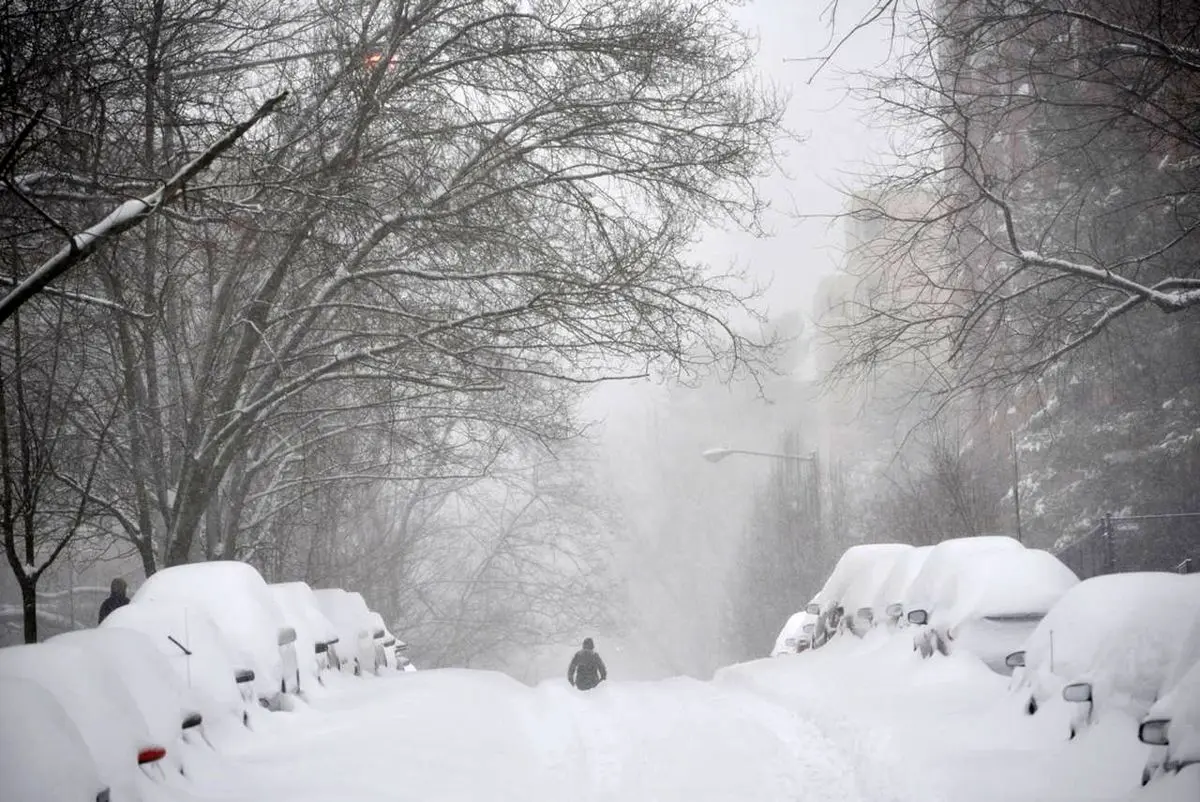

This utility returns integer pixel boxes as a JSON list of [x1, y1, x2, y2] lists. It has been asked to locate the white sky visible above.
[[705, 0, 896, 320]]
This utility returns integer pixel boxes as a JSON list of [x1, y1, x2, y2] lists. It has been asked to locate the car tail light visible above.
[[235, 668, 256, 683], [137, 746, 167, 765]]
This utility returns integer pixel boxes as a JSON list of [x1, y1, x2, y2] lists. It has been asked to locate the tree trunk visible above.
[[21, 577, 37, 643]]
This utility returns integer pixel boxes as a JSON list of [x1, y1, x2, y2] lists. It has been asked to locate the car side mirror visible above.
[[907, 609, 928, 626], [1005, 651, 1026, 668], [278, 627, 297, 646], [1062, 682, 1093, 703], [806, 603, 821, 615], [1138, 719, 1170, 746], [182, 712, 203, 730], [235, 668, 256, 684], [373, 628, 386, 639], [315, 641, 329, 654], [885, 603, 903, 619]]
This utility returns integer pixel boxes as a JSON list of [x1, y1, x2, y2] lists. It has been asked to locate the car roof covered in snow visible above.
[[1024, 572, 1200, 711], [840, 544, 915, 614], [931, 547, 1078, 627], [814, 543, 914, 609], [872, 545, 933, 613], [0, 677, 107, 802], [102, 597, 245, 722], [314, 588, 373, 636], [134, 560, 288, 695], [904, 536, 1025, 613], [272, 582, 339, 645]]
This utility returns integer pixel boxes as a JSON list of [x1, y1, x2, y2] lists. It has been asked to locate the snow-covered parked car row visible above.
[[772, 536, 1200, 789], [0, 560, 415, 802]]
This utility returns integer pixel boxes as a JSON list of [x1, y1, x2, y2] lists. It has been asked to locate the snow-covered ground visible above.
[[148, 632, 1197, 802]]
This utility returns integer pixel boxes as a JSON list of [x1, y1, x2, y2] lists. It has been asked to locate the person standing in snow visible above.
[[568, 637, 607, 690], [97, 578, 130, 624]]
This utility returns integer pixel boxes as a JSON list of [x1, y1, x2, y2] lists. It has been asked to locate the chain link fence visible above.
[[1054, 512, 1200, 580]]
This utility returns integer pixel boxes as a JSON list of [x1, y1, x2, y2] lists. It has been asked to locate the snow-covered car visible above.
[[49, 628, 202, 777], [314, 588, 377, 675], [368, 611, 399, 671], [0, 639, 173, 800], [807, 543, 914, 645], [1137, 591, 1200, 785], [1012, 572, 1200, 741], [101, 598, 250, 730], [906, 543, 1077, 674], [837, 544, 914, 635], [903, 536, 1025, 616], [394, 638, 413, 669], [872, 545, 932, 627], [0, 676, 112, 802], [772, 610, 816, 656], [271, 581, 341, 688], [134, 561, 300, 708]]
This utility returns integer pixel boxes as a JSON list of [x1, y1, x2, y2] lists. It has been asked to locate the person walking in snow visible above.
[[97, 578, 130, 624], [568, 637, 607, 690]]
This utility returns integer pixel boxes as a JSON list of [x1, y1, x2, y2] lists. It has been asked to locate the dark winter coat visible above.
[[97, 592, 129, 625], [568, 648, 607, 690]]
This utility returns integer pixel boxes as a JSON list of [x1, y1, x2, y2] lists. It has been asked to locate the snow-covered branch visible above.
[[0, 91, 288, 325]]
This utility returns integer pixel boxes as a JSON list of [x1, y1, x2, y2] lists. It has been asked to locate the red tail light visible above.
[[137, 746, 167, 765]]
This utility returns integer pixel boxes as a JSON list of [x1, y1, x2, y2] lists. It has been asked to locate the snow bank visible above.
[[135, 561, 289, 702]]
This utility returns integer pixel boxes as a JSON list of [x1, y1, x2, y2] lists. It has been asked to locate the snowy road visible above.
[[183, 637, 1199, 802], [210, 669, 867, 802]]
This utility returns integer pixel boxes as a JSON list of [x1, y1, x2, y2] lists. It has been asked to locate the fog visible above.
[[552, 0, 897, 681]]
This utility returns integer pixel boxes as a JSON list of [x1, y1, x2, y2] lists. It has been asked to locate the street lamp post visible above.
[[702, 446, 822, 542], [701, 447, 818, 465]]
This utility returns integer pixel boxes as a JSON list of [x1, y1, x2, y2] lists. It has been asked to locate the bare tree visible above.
[[5, 0, 783, 575], [823, 0, 1200, 403], [0, 305, 116, 642]]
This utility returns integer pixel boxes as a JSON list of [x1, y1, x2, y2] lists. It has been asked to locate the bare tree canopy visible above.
[[823, 0, 1200, 401], [1, 0, 783, 645]]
